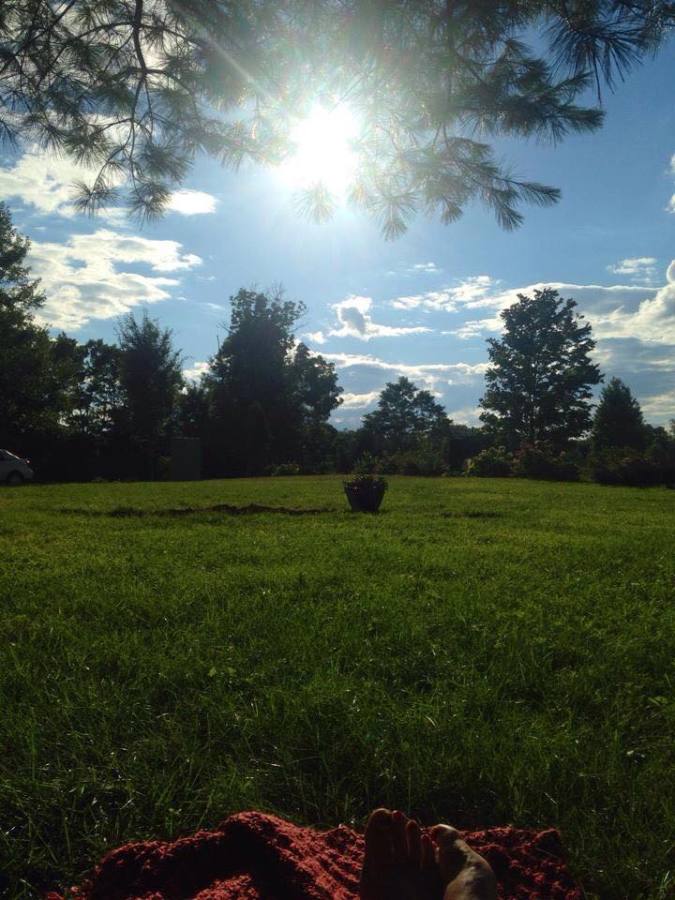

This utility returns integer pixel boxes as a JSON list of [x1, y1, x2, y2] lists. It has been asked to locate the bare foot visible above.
[[359, 809, 496, 900], [432, 823, 497, 900]]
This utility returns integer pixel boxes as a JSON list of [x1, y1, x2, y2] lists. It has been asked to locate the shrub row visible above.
[[465, 443, 675, 487]]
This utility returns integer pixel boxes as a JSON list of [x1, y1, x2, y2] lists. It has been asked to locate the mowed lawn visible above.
[[1, 477, 673, 898]]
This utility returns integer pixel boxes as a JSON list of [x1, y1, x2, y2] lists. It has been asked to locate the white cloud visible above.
[[303, 330, 327, 345], [392, 290, 455, 312], [0, 147, 101, 217], [607, 257, 657, 281], [391, 276, 497, 312], [323, 351, 488, 391], [471, 281, 653, 313], [97, 207, 131, 227], [448, 314, 504, 339], [183, 361, 210, 382], [441, 275, 669, 340], [446, 406, 483, 426], [167, 190, 218, 215], [29, 229, 202, 330], [641, 390, 675, 420], [386, 261, 442, 277], [0, 148, 216, 220], [588, 261, 675, 344], [340, 390, 381, 409], [328, 295, 431, 340]]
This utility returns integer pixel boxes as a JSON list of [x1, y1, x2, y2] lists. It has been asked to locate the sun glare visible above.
[[281, 105, 360, 195]]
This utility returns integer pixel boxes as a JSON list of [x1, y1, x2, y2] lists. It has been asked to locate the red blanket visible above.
[[52, 811, 582, 899]]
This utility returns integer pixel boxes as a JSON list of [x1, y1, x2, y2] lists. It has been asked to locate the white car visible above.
[[0, 449, 34, 485]]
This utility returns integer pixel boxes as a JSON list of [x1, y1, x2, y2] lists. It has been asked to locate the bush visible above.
[[464, 446, 513, 477], [645, 438, 675, 487], [512, 444, 580, 481], [588, 448, 666, 487]]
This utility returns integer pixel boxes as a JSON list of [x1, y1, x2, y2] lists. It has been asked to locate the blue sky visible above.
[[2, 45, 674, 429]]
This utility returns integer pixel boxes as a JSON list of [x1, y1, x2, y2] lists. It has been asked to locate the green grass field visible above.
[[1, 477, 673, 898]]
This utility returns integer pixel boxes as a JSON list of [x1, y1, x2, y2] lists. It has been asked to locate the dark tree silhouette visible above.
[[64, 339, 124, 440], [480, 288, 602, 448], [291, 342, 343, 471], [592, 377, 647, 450], [116, 311, 184, 473], [1, 2, 672, 230], [363, 377, 448, 454], [204, 288, 341, 474], [205, 288, 305, 473], [292, 342, 343, 426], [0, 203, 76, 446], [179, 382, 210, 440]]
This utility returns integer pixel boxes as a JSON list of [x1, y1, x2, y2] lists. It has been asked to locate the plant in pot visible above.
[[343, 473, 388, 512]]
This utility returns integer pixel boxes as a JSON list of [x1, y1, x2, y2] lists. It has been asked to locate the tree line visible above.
[[1, 203, 673, 484]]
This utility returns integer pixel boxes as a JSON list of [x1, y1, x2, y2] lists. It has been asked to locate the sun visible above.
[[281, 104, 360, 195]]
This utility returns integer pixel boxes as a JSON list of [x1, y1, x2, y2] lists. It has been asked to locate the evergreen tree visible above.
[[1, 2, 672, 231], [480, 288, 602, 447], [363, 377, 448, 454], [592, 377, 647, 450]]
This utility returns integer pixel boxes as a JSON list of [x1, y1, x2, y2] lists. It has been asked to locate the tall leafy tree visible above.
[[206, 288, 304, 471], [63, 339, 124, 440], [208, 288, 305, 420], [591, 377, 647, 450], [479, 288, 602, 447], [178, 382, 210, 440], [48, 332, 88, 427], [204, 289, 342, 473], [116, 311, 184, 466], [291, 342, 343, 470], [0, 203, 74, 446], [1, 2, 672, 231], [363, 377, 448, 454], [291, 342, 343, 426]]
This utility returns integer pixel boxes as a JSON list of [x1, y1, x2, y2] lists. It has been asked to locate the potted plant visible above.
[[343, 474, 388, 512]]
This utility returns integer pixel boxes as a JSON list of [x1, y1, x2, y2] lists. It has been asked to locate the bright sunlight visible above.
[[281, 104, 360, 195]]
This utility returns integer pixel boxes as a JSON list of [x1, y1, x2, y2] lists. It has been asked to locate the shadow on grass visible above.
[[59, 503, 332, 518], [443, 510, 504, 519]]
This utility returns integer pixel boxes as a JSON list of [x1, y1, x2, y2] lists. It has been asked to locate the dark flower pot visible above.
[[343, 477, 387, 512]]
